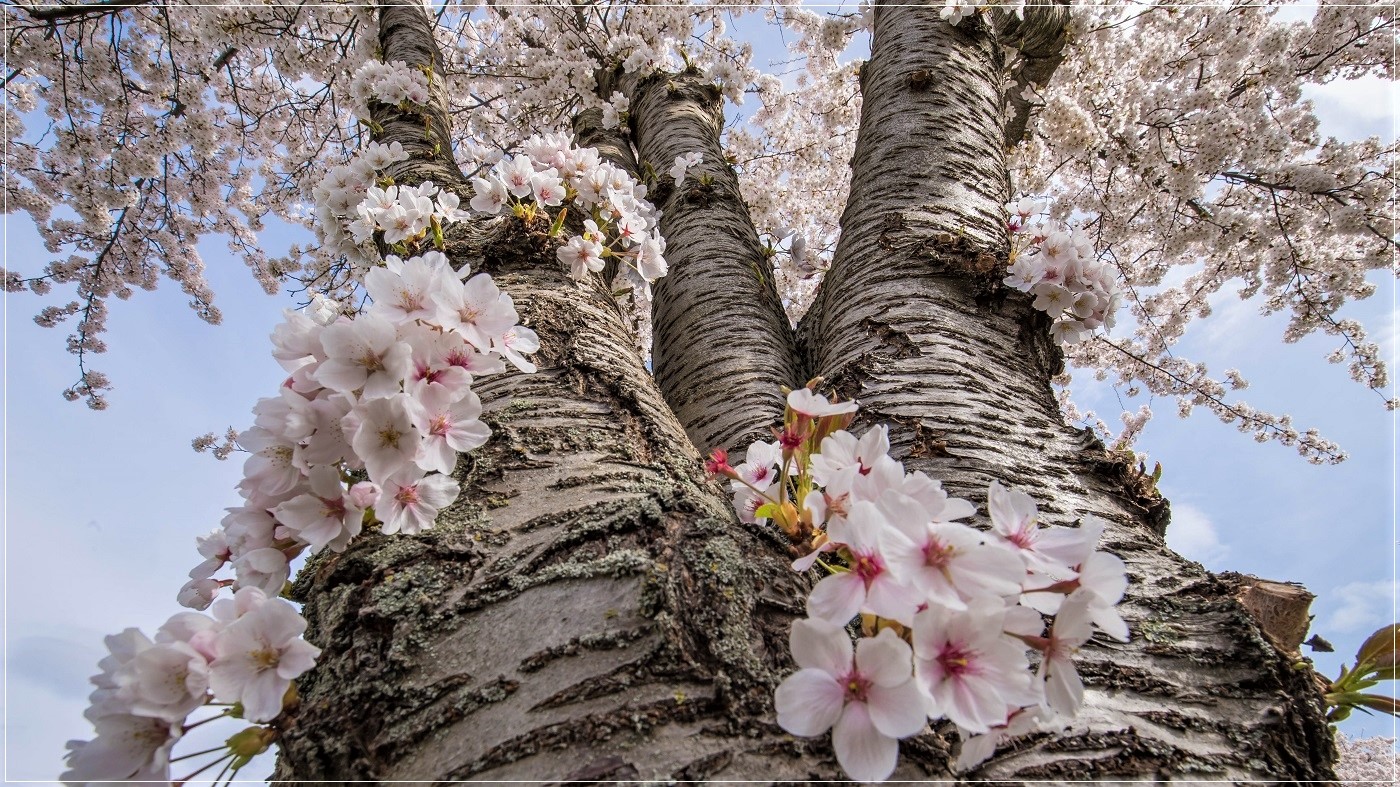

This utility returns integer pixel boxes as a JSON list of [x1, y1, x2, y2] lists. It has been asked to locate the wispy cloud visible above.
[[1325, 579, 1398, 634], [1166, 502, 1232, 568]]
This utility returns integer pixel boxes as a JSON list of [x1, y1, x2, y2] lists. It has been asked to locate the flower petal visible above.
[[832, 701, 899, 783], [774, 668, 845, 737]]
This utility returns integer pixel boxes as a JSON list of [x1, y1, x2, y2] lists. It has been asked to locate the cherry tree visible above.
[[5, 0, 1395, 781]]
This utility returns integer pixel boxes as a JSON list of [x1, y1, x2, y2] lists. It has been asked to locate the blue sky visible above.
[[4, 14, 1397, 786]]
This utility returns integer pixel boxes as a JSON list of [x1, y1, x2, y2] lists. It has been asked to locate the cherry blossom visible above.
[[208, 589, 322, 723], [774, 619, 928, 783]]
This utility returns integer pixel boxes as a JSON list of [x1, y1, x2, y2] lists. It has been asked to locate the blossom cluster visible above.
[[941, 0, 1026, 26], [62, 588, 319, 783], [67, 249, 538, 784], [348, 59, 430, 120], [469, 132, 669, 289], [1003, 197, 1122, 346], [669, 151, 703, 187], [179, 249, 533, 610], [707, 387, 1129, 781], [313, 140, 474, 267]]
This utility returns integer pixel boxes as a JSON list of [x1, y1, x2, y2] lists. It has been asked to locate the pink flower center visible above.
[[852, 550, 885, 586], [923, 538, 954, 570], [1006, 524, 1037, 550], [840, 670, 872, 703], [395, 485, 420, 506], [938, 643, 976, 678]]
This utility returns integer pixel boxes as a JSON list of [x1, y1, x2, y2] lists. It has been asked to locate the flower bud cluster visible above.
[[469, 132, 669, 287], [62, 587, 318, 783], [708, 387, 1130, 782], [1003, 197, 1123, 346]]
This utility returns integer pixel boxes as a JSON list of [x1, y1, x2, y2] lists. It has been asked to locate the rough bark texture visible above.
[[273, 218, 822, 780], [801, 1, 1336, 780], [629, 69, 801, 454], [272, 1, 1338, 782], [371, 0, 468, 192], [274, 5, 841, 781]]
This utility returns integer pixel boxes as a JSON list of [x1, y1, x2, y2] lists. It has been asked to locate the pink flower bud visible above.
[[348, 481, 382, 509]]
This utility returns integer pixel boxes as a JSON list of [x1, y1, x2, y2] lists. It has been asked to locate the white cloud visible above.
[[1325, 579, 1399, 634], [1166, 502, 1231, 567], [1303, 76, 1398, 141]]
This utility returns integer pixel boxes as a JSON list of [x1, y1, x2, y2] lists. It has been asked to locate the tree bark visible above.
[[274, 4, 835, 780], [274, 1, 1337, 781], [628, 69, 802, 453], [801, 1, 1336, 779]]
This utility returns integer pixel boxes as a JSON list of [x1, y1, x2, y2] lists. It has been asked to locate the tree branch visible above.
[[626, 68, 802, 452], [23, 0, 152, 22], [371, 0, 468, 192], [994, 1, 1072, 148]]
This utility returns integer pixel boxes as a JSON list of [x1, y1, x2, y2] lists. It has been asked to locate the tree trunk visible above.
[[629, 69, 802, 453], [274, 0, 1337, 781], [800, 1, 1336, 779]]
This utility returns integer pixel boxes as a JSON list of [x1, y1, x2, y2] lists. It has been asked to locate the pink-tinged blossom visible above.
[[347, 481, 381, 509], [208, 591, 321, 723], [986, 481, 1081, 579], [350, 394, 423, 483], [878, 492, 1025, 610], [808, 502, 918, 626], [269, 309, 327, 377], [495, 155, 537, 198], [469, 175, 509, 214], [232, 548, 291, 598], [272, 465, 364, 552], [155, 612, 220, 662], [85, 628, 154, 722], [1038, 588, 1095, 717], [774, 620, 927, 783], [911, 600, 1038, 734], [61, 713, 180, 785], [734, 481, 779, 525], [891, 471, 978, 523], [189, 528, 231, 579], [316, 312, 413, 399], [633, 234, 668, 281], [366, 254, 449, 323], [297, 393, 357, 469], [176, 578, 221, 611], [236, 427, 302, 498], [558, 235, 606, 280], [221, 502, 278, 555], [411, 386, 490, 474], [812, 426, 890, 492], [435, 273, 519, 352], [732, 439, 783, 491], [531, 171, 567, 206], [380, 468, 461, 535], [494, 325, 541, 373], [953, 706, 1046, 772], [114, 641, 210, 722], [787, 387, 858, 418]]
